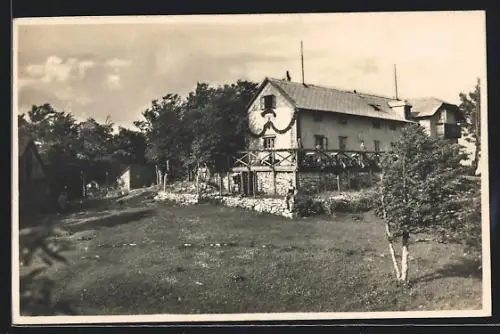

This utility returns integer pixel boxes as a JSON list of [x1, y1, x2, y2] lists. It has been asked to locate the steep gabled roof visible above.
[[18, 134, 34, 158], [18, 134, 49, 178], [252, 77, 412, 122], [407, 97, 465, 121], [407, 97, 447, 118]]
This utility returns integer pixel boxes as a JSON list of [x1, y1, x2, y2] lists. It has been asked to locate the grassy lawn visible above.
[[21, 192, 482, 315]]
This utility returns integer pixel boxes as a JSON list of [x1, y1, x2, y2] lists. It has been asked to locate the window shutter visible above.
[[323, 137, 328, 150], [260, 96, 265, 110], [272, 95, 277, 108]]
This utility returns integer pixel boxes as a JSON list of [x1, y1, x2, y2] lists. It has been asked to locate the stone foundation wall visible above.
[[224, 170, 379, 196], [223, 171, 295, 196], [255, 172, 294, 196]]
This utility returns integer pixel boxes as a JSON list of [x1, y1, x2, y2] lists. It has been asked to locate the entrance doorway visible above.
[[241, 171, 256, 196]]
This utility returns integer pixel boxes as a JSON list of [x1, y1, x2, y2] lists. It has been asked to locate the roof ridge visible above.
[[268, 77, 397, 101]]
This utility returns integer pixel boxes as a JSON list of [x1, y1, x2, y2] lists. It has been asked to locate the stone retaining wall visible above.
[[154, 192, 200, 205], [154, 191, 295, 218]]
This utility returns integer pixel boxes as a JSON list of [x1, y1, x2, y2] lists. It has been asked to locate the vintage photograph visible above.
[[12, 11, 489, 323]]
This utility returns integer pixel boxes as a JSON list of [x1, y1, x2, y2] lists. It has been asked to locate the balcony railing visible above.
[[233, 149, 383, 171]]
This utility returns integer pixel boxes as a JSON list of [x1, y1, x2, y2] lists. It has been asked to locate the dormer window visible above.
[[338, 116, 348, 125], [260, 94, 276, 110]]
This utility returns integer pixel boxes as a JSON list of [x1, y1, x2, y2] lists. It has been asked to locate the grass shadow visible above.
[[20, 268, 78, 316], [413, 257, 482, 284], [65, 208, 156, 234]]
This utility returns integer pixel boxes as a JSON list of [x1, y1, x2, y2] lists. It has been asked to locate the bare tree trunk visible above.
[[219, 172, 223, 196], [155, 165, 160, 185], [473, 142, 480, 176], [473, 77, 481, 175], [380, 172, 401, 280], [196, 162, 200, 196], [400, 231, 410, 283], [385, 223, 401, 280]]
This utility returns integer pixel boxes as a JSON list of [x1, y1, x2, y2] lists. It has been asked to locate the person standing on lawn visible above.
[[285, 181, 297, 211]]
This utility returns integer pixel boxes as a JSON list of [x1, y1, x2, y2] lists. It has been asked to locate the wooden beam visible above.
[[271, 150, 277, 195], [253, 173, 256, 198], [247, 172, 251, 197], [239, 172, 243, 195]]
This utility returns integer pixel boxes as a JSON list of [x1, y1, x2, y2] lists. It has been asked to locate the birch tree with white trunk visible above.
[[375, 123, 470, 285]]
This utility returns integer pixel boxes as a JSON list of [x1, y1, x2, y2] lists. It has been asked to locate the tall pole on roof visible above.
[[394, 64, 399, 100], [301, 41, 305, 85]]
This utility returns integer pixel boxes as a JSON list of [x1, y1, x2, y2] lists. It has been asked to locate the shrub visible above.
[[295, 196, 325, 217], [329, 199, 350, 212]]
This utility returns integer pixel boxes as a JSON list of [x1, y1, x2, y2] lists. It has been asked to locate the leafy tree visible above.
[[186, 81, 258, 171], [19, 104, 81, 200], [20, 104, 80, 162], [113, 127, 147, 164], [135, 94, 189, 182], [135, 80, 258, 187], [376, 123, 472, 284], [77, 116, 115, 162], [459, 78, 481, 175]]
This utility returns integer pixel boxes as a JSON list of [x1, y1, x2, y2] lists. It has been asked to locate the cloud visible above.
[[104, 74, 121, 90], [105, 58, 132, 68], [78, 60, 96, 77], [15, 12, 485, 128], [22, 55, 97, 84]]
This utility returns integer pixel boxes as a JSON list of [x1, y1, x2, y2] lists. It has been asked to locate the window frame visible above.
[[314, 134, 328, 150], [262, 136, 276, 149], [261, 94, 277, 110], [338, 136, 348, 151], [374, 140, 381, 152]]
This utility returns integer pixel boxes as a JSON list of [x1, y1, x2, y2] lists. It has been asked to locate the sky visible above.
[[14, 11, 486, 130]]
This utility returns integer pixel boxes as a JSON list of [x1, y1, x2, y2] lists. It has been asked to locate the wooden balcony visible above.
[[436, 123, 462, 139], [231, 149, 383, 173]]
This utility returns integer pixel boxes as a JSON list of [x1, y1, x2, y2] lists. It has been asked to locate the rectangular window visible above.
[[374, 140, 381, 152], [313, 114, 323, 122], [438, 110, 446, 123], [338, 116, 348, 125], [372, 120, 381, 129], [261, 95, 276, 109], [389, 122, 397, 130], [314, 135, 328, 150], [263, 136, 275, 149], [339, 136, 348, 151]]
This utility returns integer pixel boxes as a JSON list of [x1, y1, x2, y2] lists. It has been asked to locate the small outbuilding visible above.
[[18, 136, 51, 216], [117, 164, 157, 191]]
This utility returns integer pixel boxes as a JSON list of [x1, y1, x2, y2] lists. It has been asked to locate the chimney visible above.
[[388, 99, 413, 120]]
